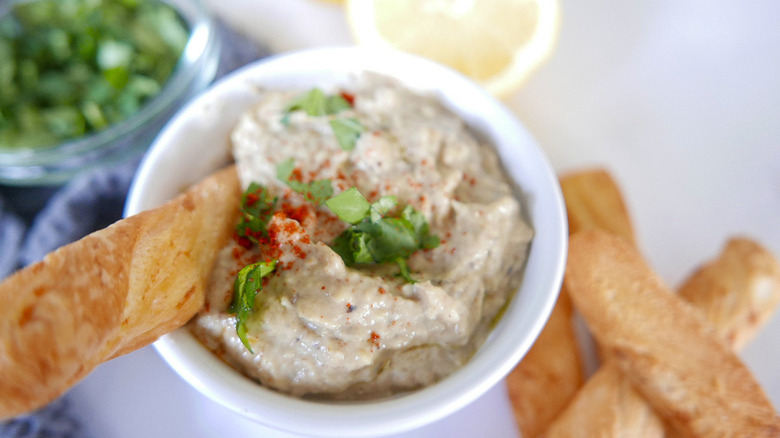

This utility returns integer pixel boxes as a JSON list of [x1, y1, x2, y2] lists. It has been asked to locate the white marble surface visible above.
[[69, 0, 780, 436]]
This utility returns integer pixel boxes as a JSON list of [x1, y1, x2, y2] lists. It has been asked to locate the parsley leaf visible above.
[[324, 187, 371, 224], [230, 260, 278, 353], [325, 187, 439, 282], [395, 258, 415, 283], [326, 94, 352, 114], [401, 204, 441, 249], [283, 88, 364, 151], [235, 183, 276, 247], [370, 195, 396, 221], [285, 88, 351, 117], [276, 158, 334, 204], [329, 117, 364, 151]]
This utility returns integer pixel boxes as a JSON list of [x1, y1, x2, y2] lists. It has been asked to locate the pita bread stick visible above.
[[0, 165, 240, 420], [678, 236, 780, 351], [547, 235, 780, 437], [507, 169, 635, 437], [544, 360, 665, 438], [565, 231, 780, 437], [506, 292, 584, 438], [559, 169, 636, 247], [532, 169, 665, 437]]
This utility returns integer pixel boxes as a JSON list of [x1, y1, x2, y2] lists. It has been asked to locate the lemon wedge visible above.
[[346, 0, 561, 97]]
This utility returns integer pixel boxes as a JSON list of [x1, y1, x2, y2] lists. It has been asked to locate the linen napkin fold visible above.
[[0, 18, 268, 437]]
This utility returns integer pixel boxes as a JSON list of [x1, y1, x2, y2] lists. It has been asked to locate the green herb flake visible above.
[[395, 257, 415, 284], [0, 0, 189, 149], [325, 187, 439, 282], [235, 183, 277, 247], [276, 158, 333, 205], [230, 260, 278, 353], [325, 94, 351, 114], [283, 88, 363, 151], [329, 117, 363, 151], [370, 195, 396, 222], [285, 88, 326, 116], [284, 88, 352, 117], [324, 187, 371, 224]]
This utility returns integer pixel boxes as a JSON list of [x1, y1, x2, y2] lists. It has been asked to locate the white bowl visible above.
[[124, 47, 567, 437]]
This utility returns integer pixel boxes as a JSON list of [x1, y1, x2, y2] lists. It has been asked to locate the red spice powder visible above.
[[290, 168, 304, 182], [369, 331, 381, 348], [292, 245, 306, 260], [340, 92, 355, 106], [232, 246, 246, 260], [245, 192, 260, 206], [234, 234, 253, 250], [281, 202, 312, 225]]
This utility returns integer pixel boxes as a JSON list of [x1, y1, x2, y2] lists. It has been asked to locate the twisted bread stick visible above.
[[564, 231, 780, 437], [507, 169, 635, 437], [546, 236, 780, 437], [0, 166, 240, 420]]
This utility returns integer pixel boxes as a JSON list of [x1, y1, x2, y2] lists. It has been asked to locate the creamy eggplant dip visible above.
[[190, 74, 533, 400]]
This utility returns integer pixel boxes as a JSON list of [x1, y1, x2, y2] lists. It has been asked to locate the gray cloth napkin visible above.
[[0, 18, 267, 437]]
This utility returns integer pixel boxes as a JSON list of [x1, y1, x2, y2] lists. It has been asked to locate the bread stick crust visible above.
[[678, 237, 780, 351], [559, 169, 636, 247], [544, 360, 665, 438], [565, 230, 780, 437], [0, 166, 240, 420], [506, 292, 584, 438]]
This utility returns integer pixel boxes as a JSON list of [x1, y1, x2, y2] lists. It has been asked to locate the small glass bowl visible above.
[[0, 0, 221, 186]]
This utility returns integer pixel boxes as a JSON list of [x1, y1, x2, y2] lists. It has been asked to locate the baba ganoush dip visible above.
[[191, 74, 534, 400]]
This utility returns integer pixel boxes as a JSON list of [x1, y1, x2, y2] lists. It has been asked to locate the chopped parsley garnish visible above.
[[230, 260, 277, 353], [283, 88, 365, 151], [324, 187, 371, 224], [326, 188, 440, 283], [229, 180, 438, 351], [284, 88, 351, 116], [329, 117, 364, 151], [235, 183, 276, 247], [276, 158, 333, 204]]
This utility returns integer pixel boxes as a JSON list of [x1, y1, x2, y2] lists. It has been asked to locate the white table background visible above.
[[68, 0, 780, 436]]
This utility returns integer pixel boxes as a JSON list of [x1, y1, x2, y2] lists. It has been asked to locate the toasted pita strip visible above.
[[505, 292, 584, 438], [543, 360, 665, 438], [540, 169, 664, 438], [0, 165, 240, 420], [546, 235, 780, 437], [507, 169, 635, 436], [507, 170, 627, 436], [678, 237, 780, 351], [565, 230, 780, 437], [559, 169, 636, 247]]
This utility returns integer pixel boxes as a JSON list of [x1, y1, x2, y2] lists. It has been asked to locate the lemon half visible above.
[[346, 0, 561, 98]]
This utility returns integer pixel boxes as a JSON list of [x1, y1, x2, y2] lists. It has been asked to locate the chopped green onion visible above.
[[0, 0, 189, 149]]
